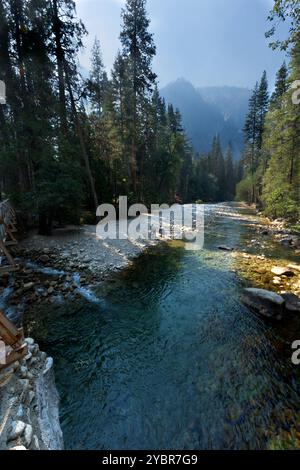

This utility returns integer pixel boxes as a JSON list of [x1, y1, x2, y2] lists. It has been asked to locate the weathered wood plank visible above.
[[0, 344, 27, 371]]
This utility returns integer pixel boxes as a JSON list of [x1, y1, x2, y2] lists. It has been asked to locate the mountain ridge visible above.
[[161, 78, 250, 159]]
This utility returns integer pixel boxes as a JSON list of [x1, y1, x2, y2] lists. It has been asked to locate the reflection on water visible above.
[[25, 204, 300, 450]]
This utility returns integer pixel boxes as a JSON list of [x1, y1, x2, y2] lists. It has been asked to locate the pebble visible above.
[[23, 282, 34, 291]]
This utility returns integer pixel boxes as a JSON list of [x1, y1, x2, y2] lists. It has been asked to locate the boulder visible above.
[[243, 288, 285, 319], [7, 420, 26, 442], [271, 266, 295, 277]]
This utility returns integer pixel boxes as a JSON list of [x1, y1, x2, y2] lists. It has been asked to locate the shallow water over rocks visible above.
[[25, 204, 300, 450]]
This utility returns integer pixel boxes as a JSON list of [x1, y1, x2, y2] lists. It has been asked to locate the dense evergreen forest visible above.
[[237, 0, 300, 224], [0, 0, 299, 234]]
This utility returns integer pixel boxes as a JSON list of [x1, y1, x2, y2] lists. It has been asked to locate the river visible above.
[[25, 203, 300, 450]]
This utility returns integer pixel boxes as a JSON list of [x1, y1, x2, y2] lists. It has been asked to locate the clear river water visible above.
[[26, 204, 300, 450]]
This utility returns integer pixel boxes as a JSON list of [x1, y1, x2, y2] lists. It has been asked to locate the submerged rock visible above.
[[218, 245, 233, 251]]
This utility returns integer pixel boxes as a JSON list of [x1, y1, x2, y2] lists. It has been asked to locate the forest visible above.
[[237, 1, 300, 224], [0, 0, 299, 235]]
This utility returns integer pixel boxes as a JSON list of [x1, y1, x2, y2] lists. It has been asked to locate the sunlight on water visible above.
[[25, 204, 300, 450]]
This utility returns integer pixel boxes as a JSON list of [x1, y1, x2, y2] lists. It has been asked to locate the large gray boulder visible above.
[[243, 288, 285, 319]]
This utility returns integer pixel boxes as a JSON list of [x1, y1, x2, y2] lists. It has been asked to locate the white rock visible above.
[[7, 420, 26, 441], [9, 446, 27, 451], [24, 424, 33, 447], [271, 266, 294, 277], [25, 338, 35, 346], [43, 357, 54, 375]]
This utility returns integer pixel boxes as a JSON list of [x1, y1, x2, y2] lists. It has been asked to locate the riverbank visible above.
[[1, 204, 300, 450], [0, 338, 63, 450]]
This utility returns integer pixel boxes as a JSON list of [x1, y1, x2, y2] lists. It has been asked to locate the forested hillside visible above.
[[0, 0, 298, 234], [161, 79, 250, 157], [0, 0, 241, 235], [237, 1, 300, 224]]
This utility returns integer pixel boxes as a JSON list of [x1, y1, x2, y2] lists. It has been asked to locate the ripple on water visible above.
[[25, 204, 300, 450]]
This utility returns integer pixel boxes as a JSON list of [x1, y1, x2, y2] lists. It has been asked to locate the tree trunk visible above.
[[52, 0, 68, 134], [38, 213, 53, 236], [64, 65, 99, 210]]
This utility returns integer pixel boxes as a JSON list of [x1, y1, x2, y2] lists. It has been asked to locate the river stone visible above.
[[243, 288, 285, 319], [23, 282, 34, 291], [7, 420, 26, 442], [288, 264, 300, 273], [9, 446, 27, 451], [24, 424, 33, 447], [281, 293, 300, 313], [218, 245, 233, 251], [271, 267, 295, 277], [39, 255, 50, 263]]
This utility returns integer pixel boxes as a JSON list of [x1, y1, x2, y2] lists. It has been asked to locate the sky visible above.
[[76, 0, 289, 90]]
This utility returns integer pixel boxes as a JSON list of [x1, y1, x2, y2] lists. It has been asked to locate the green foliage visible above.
[[236, 174, 254, 203]]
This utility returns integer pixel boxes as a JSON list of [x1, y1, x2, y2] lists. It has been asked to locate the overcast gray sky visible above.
[[76, 0, 288, 89]]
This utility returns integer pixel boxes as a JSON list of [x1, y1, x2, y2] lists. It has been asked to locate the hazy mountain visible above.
[[161, 79, 250, 158]]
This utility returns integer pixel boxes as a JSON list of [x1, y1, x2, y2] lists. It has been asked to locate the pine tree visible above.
[[256, 71, 269, 149], [262, 34, 300, 222], [88, 38, 108, 118], [224, 144, 235, 199], [120, 0, 157, 193], [270, 62, 289, 107]]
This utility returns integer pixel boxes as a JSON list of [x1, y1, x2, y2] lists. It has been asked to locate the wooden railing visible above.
[[0, 202, 24, 370], [0, 310, 27, 370], [0, 199, 18, 272]]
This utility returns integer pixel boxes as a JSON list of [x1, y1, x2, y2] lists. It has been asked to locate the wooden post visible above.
[[0, 310, 27, 371]]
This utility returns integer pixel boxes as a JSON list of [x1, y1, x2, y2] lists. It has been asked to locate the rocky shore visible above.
[[0, 225, 158, 324], [0, 224, 158, 451], [0, 338, 63, 450]]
